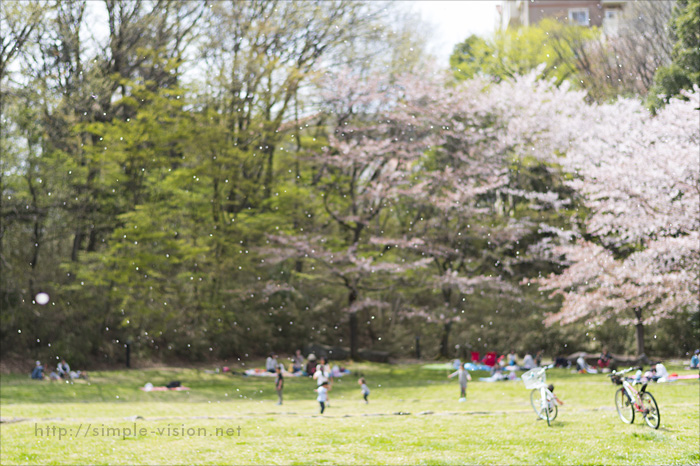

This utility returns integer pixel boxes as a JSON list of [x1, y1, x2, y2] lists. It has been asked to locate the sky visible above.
[[404, 1, 500, 64], [84, 1, 500, 67]]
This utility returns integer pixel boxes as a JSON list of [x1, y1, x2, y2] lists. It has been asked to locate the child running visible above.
[[547, 384, 563, 406], [315, 381, 329, 414], [448, 362, 472, 402], [359, 377, 370, 403]]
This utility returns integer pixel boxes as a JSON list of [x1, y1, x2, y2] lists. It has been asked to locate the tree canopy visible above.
[[1, 0, 697, 366]]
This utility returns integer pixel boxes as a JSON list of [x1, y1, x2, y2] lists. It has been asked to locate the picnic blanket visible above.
[[668, 374, 699, 380], [479, 373, 520, 382], [243, 368, 307, 377], [243, 367, 350, 377], [244, 369, 280, 377], [140, 386, 190, 391], [422, 363, 492, 372]]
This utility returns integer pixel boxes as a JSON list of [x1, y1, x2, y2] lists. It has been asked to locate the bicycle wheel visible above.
[[641, 392, 660, 429], [547, 397, 558, 423], [530, 388, 549, 424], [615, 388, 635, 424], [530, 389, 543, 417]]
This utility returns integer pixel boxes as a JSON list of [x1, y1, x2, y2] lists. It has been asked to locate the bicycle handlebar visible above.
[[609, 366, 642, 377]]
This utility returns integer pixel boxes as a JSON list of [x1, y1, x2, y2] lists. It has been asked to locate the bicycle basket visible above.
[[522, 367, 546, 389]]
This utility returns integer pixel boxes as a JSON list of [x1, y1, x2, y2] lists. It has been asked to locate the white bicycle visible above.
[[522, 364, 562, 426]]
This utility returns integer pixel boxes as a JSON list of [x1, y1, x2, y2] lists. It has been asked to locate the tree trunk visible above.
[[349, 312, 358, 360], [634, 309, 645, 357], [439, 321, 452, 359], [349, 287, 359, 360]]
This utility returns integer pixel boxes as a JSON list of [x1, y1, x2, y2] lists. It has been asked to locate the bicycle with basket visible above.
[[522, 364, 562, 426]]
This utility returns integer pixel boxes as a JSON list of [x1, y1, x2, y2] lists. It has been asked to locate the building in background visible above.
[[497, 1, 625, 35]]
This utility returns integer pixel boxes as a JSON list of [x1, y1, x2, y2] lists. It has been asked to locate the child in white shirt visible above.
[[315, 381, 329, 414]]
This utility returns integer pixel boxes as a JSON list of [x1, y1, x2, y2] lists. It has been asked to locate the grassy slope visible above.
[[1, 362, 698, 465]]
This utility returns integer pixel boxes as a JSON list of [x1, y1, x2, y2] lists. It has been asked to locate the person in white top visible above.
[[313, 360, 329, 386], [522, 353, 535, 370], [652, 362, 669, 382], [265, 353, 278, 373], [313, 357, 332, 406], [57, 359, 71, 379], [315, 381, 329, 414]]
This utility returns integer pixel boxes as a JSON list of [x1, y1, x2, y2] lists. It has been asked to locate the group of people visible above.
[[266, 350, 368, 413], [488, 349, 543, 372], [572, 348, 613, 374], [314, 368, 369, 414], [30, 359, 87, 381]]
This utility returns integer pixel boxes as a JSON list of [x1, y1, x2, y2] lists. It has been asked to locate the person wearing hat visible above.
[[305, 353, 317, 376], [31, 361, 44, 380]]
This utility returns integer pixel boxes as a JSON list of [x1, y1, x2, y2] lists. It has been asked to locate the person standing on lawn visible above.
[[315, 381, 329, 414], [275, 364, 284, 405], [359, 377, 370, 404], [448, 362, 472, 402]]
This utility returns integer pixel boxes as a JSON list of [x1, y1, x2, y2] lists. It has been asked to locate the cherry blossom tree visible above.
[[384, 72, 582, 358], [528, 87, 700, 356], [261, 70, 442, 358]]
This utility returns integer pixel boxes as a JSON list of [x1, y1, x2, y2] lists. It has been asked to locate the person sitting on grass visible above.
[[305, 354, 317, 376], [535, 350, 543, 368], [47, 365, 61, 381], [689, 350, 699, 369], [31, 361, 44, 380], [359, 377, 370, 404], [57, 359, 71, 379], [576, 356, 597, 374], [292, 349, 304, 374], [598, 347, 612, 369], [266, 353, 278, 373], [554, 355, 569, 368], [448, 362, 472, 402], [507, 349, 518, 368], [315, 381, 329, 414], [649, 362, 669, 382]]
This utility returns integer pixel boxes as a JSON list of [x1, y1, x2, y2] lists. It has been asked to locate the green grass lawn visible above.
[[1, 362, 698, 465]]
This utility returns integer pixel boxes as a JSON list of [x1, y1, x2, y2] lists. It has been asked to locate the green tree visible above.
[[450, 20, 595, 86], [449, 35, 495, 81], [648, 0, 700, 111]]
